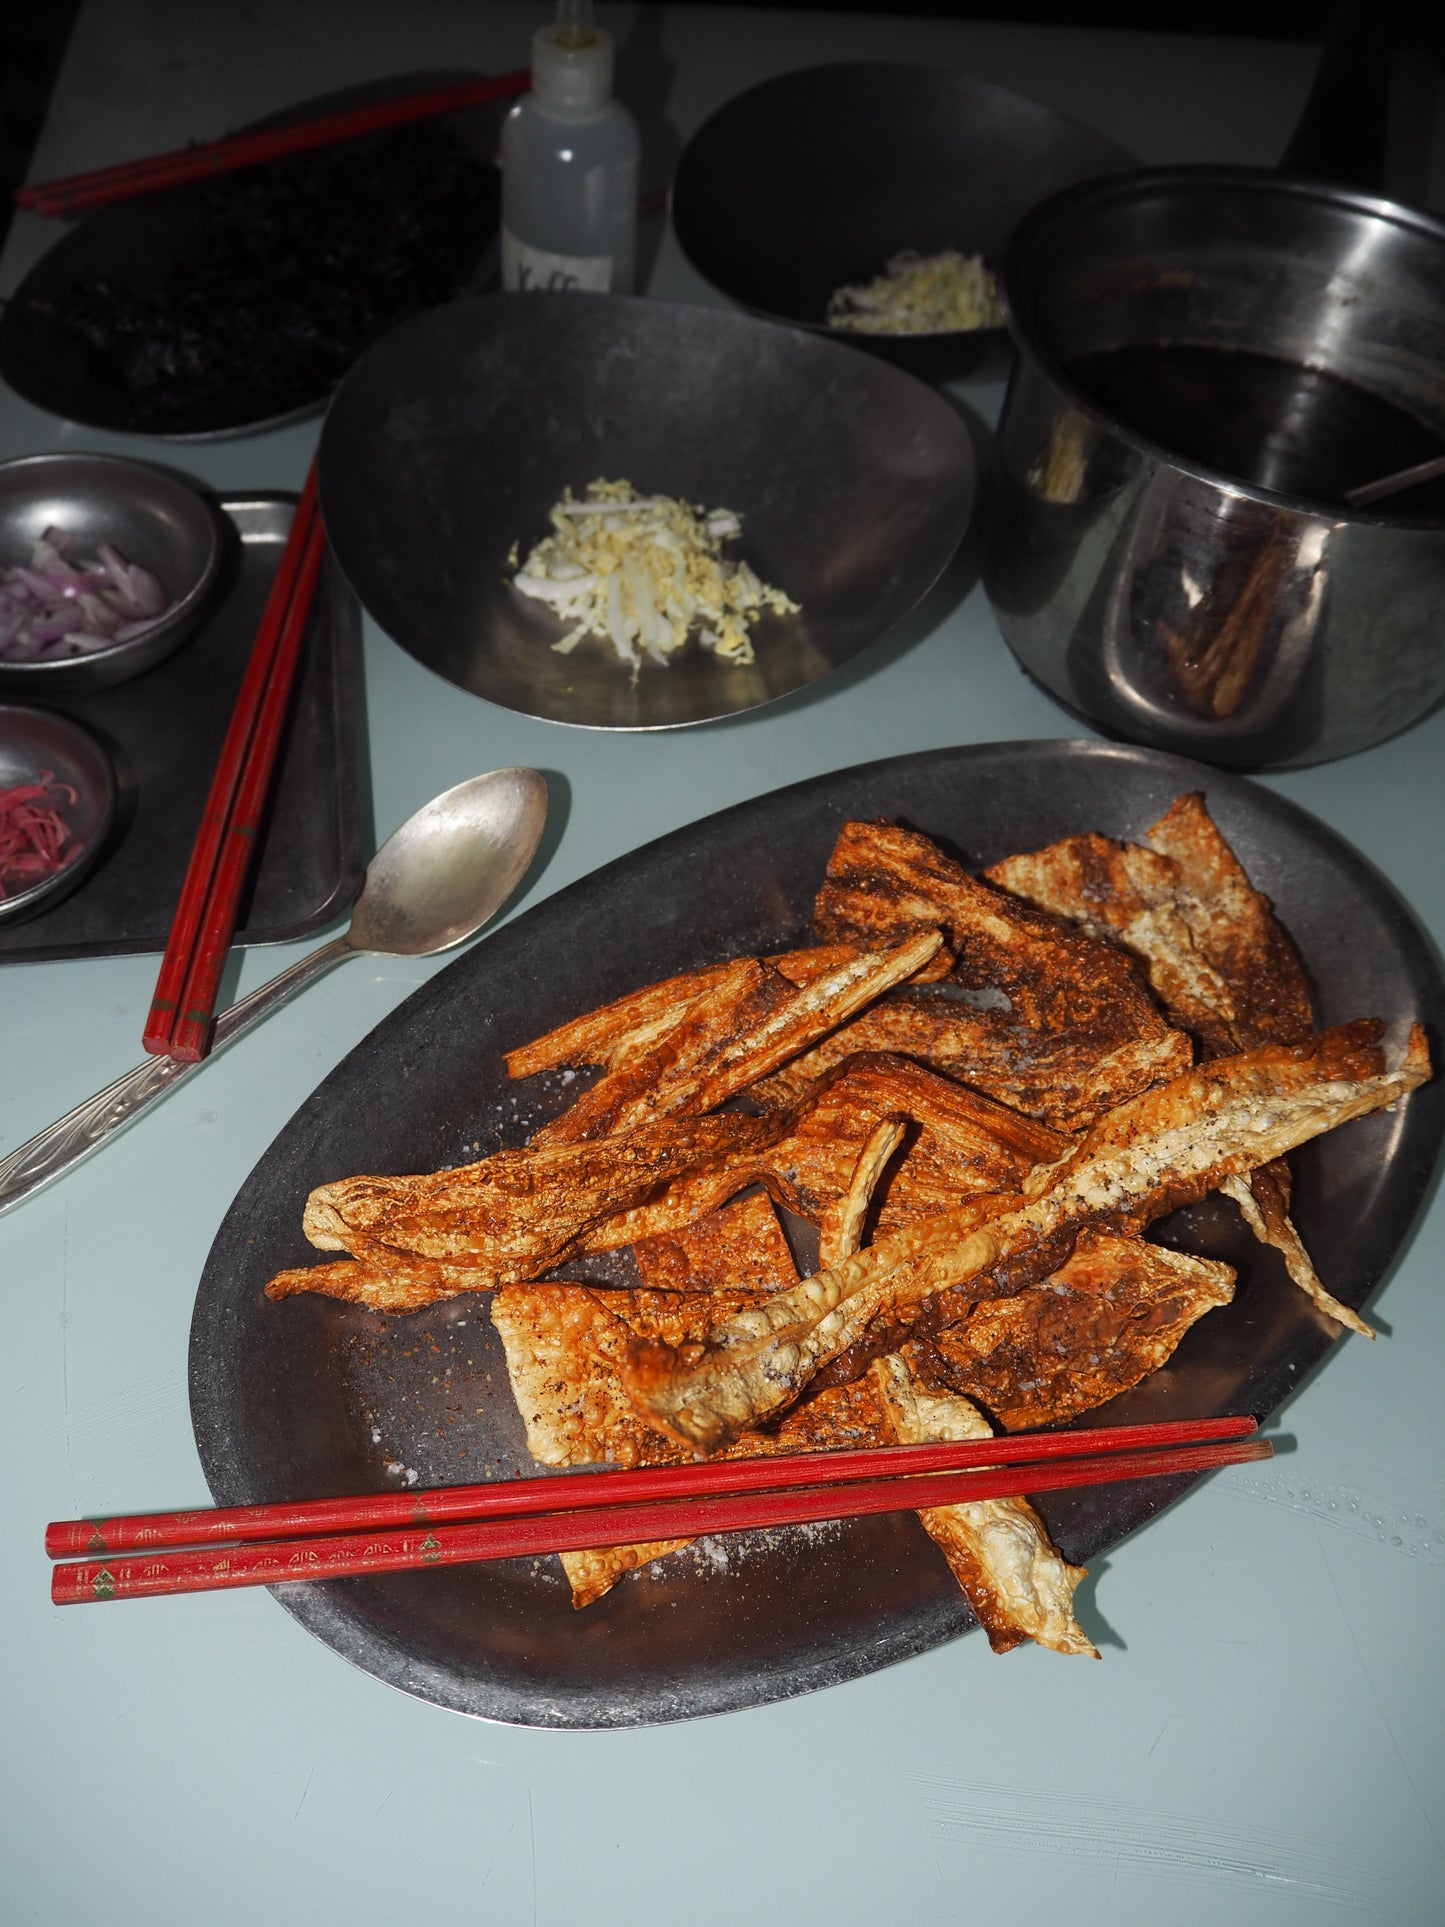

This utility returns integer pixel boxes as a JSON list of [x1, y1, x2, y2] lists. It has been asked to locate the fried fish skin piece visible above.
[[494, 1193, 802, 1469], [762, 1051, 1070, 1226], [532, 929, 943, 1147], [577, 1050, 1070, 1257], [983, 793, 1312, 1056], [983, 797, 1366, 1333], [870, 1354, 1098, 1657], [920, 1228, 1235, 1430], [1145, 793, 1313, 1048], [621, 1022, 1430, 1455], [985, 829, 1244, 1056], [758, 816, 1195, 1133], [273, 1109, 797, 1303], [818, 1115, 908, 1268], [492, 1200, 1231, 1609], [750, 1000, 1194, 1135], [493, 1192, 804, 1607], [503, 940, 955, 1081], [531, 956, 793, 1145], [813, 818, 1168, 1042]]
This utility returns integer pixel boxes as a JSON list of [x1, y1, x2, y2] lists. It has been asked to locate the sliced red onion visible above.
[[0, 531, 178, 662]]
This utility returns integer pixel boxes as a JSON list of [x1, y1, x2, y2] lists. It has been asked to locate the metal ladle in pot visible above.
[[1344, 451, 1445, 509], [0, 766, 549, 1215]]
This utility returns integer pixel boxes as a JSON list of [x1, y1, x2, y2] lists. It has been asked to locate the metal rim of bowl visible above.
[[999, 162, 1445, 528], [0, 701, 116, 921], [0, 450, 225, 682]]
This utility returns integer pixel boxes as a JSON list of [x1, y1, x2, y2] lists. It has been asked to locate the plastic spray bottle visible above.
[[501, 0, 639, 294]]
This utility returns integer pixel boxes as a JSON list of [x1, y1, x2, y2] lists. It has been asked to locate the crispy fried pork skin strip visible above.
[[870, 1355, 1098, 1657], [532, 929, 943, 1146], [279, 1110, 795, 1301], [818, 1116, 907, 1268], [750, 1000, 1193, 1134], [504, 940, 955, 1081], [621, 1022, 1429, 1454], [922, 1228, 1235, 1429]]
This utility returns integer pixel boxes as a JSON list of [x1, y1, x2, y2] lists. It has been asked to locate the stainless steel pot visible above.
[[984, 166, 1445, 768]]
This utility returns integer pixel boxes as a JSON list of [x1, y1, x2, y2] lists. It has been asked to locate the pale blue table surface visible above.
[[2, 6, 1443, 1924]]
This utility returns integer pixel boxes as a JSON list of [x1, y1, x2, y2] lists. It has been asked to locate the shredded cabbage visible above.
[[510, 479, 799, 677], [828, 250, 1003, 336]]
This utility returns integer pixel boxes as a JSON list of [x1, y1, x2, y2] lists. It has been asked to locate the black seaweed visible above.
[[37, 122, 498, 433]]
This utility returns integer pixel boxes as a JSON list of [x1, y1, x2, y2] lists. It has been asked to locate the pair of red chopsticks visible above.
[[16, 71, 529, 218], [46, 1415, 1268, 1605], [143, 465, 325, 1063]]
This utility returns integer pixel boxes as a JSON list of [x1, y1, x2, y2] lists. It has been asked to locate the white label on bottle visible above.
[[502, 230, 614, 293]]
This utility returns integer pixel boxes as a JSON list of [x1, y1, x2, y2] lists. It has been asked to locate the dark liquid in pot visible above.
[[1066, 344, 1445, 513]]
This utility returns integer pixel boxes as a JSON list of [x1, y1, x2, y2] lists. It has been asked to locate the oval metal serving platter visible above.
[[190, 739, 1445, 1727], [0, 72, 505, 440]]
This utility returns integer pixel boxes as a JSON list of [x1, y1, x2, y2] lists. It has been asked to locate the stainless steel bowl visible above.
[[0, 452, 224, 692], [984, 166, 1445, 768], [0, 703, 115, 923]]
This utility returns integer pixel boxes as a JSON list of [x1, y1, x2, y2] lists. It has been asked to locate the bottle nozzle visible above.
[[553, 0, 596, 50], [532, 0, 613, 112]]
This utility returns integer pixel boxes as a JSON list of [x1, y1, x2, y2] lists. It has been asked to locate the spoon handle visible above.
[[0, 935, 353, 1217]]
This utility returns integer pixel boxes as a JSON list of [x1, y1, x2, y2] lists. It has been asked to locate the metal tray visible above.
[[189, 740, 1445, 1728], [0, 495, 364, 962]]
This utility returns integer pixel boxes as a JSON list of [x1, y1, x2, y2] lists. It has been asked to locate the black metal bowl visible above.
[[0, 73, 505, 442], [0, 453, 224, 693], [0, 704, 115, 923], [671, 63, 1136, 369], [316, 291, 976, 729]]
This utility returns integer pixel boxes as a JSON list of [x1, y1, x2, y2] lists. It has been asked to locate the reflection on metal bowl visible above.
[[984, 166, 1445, 769]]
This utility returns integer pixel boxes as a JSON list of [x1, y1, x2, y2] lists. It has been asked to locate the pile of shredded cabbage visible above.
[[827, 250, 1003, 335], [509, 479, 799, 676]]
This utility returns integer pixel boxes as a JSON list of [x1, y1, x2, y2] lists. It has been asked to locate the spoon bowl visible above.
[[0, 766, 549, 1216], [346, 768, 548, 958]]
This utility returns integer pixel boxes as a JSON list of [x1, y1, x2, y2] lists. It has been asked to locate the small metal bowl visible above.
[[0, 452, 224, 693], [0, 704, 116, 923]]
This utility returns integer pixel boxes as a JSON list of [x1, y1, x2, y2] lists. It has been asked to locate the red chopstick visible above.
[[16, 71, 529, 219], [48, 1418, 1269, 1604], [143, 468, 323, 1062], [46, 1414, 1259, 1558]]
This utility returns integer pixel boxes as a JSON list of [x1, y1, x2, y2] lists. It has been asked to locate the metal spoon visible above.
[[0, 767, 548, 1217]]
